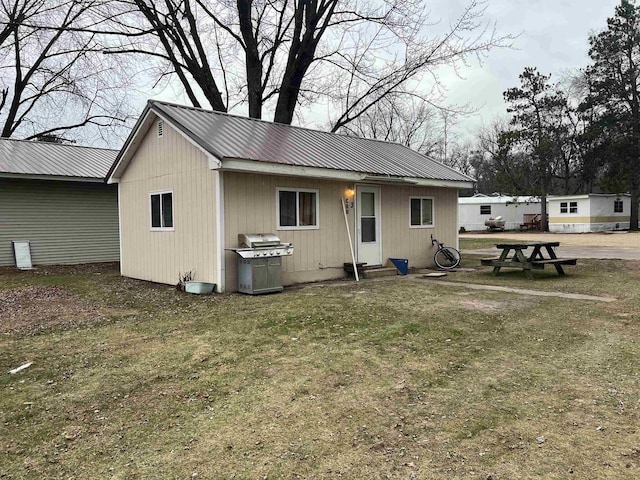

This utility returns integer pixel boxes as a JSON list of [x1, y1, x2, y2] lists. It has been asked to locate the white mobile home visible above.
[[458, 194, 541, 231], [548, 194, 631, 233], [107, 101, 474, 292]]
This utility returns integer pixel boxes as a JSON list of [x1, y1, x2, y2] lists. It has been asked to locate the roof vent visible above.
[[34, 134, 68, 144], [157, 120, 164, 138]]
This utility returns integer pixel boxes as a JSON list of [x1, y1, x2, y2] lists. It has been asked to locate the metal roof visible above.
[[0, 138, 117, 180], [459, 195, 541, 204], [140, 100, 473, 183]]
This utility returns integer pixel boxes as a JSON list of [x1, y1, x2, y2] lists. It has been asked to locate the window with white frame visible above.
[[480, 205, 491, 215], [614, 199, 624, 213], [150, 191, 173, 230], [569, 201, 578, 213], [560, 202, 568, 213], [410, 197, 434, 227], [277, 188, 319, 229]]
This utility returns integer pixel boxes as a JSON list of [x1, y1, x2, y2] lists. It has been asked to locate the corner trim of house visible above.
[[117, 183, 123, 276], [216, 170, 225, 293]]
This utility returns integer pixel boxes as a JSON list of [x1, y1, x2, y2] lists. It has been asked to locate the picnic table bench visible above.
[[480, 242, 577, 279]]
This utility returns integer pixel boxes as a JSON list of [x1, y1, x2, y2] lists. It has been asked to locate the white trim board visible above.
[[221, 158, 474, 189]]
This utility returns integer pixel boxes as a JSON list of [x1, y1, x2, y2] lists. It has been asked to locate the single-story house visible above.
[[106, 100, 474, 292], [0, 138, 119, 266], [548, 194, 631, 233], [458, 193, 541, 231]]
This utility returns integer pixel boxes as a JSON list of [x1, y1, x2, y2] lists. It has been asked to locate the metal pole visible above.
[[341, 198, 359, 282]]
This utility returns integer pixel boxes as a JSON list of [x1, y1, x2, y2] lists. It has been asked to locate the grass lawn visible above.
[[1, 258, 640, 479]]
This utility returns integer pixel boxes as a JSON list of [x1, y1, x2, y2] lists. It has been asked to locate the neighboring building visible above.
[[548, 194, 631, 233], [458, 193, 541, 231], [0, 138, 119, 266], [107, 100, 474, 292]]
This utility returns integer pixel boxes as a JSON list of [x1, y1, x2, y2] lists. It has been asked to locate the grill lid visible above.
[[239, 233, 282, 248]]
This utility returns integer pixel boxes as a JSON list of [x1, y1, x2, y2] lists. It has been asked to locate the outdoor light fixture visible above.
[[343, 187, 355, 213]]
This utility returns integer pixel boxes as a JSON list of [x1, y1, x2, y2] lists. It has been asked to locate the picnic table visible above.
[[480, 242, 577, 279]]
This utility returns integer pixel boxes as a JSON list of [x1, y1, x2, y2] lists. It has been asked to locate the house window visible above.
[[277, 188, 319, 229], [569, 201, 578, 214], [410, 197, 434, 227], [150, 191, 173, 230], [480, 205, 491, 215], [560, 202, 568, 213], [614, 199, 624, 213]]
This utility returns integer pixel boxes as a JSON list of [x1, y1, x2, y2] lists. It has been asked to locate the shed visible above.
[[107, 101, 474, 292], [458, 194, 541, 231], [0, 138, 119, 266], [548, 194, 631, 233]]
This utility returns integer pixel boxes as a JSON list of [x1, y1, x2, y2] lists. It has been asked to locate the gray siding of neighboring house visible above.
[[0, 179, 119, 266]]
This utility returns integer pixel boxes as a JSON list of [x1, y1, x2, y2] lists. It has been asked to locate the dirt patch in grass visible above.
[[0, 285, 103, 335]]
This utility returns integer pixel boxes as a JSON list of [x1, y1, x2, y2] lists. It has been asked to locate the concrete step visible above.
[[362, 267, 398, 279]]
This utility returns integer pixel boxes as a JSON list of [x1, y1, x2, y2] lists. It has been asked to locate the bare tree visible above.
[[103, 0, 511, 129], [0, 0, 134, 143], [338, 96, 443, 155]]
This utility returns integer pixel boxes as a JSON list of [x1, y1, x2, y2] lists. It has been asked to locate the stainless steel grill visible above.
[[232, 233, 294, 259], [229, 233, 294, 294]]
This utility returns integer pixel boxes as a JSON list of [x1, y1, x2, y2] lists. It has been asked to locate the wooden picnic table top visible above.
[[482, 240, 575, 279], [495, 241, 560, 249]]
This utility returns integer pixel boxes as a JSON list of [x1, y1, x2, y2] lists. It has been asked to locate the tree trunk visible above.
[[540, 192, 548, 232], [630, 178, 639, 231], [237, 0, 263, 119]]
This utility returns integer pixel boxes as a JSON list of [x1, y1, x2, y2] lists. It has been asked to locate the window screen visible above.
[[162, 193, 173, 227], [299, 191, 316, 226], [150, 192, 173, 229], [151, 194, 161, 228], [410, 197, 434, 227], [278, 189, 318, 228], [279, 190, 297, 227], [614, 200, 624, 213]]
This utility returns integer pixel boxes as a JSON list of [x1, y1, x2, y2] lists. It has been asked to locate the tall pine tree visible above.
[[583, 0, 640, 230], [501, 67, 569, 231]]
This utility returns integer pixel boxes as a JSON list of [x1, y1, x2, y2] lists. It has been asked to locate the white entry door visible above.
[[356, 185, 382, 266]]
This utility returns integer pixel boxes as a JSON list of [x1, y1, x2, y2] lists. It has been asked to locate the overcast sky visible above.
[[438, 0, 622, 139], [143, 0, 623, 145]]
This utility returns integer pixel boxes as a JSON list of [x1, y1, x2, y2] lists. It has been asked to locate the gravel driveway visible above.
[[462, 231, 640, 260]]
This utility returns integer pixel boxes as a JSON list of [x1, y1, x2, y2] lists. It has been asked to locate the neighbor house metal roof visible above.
[[459, 194, 541, 204], [0, 138, 117, 181], [116, 100, 473, 184]]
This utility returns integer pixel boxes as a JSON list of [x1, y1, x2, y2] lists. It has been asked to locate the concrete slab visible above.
[[414, 279, 617, 302]]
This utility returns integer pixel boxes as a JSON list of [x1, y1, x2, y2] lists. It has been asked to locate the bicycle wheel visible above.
[[434, 247, 461, 269]]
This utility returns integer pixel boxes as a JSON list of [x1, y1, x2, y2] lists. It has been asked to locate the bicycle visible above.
[[431, 235, 461, 270]]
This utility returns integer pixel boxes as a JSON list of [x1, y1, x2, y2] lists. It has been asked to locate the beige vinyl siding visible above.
[[0, 178, 118, 266], [223, 173, 459, 290], [118, 117, 218, 286], [224, 173, 352, 289], [381, 184, 458, 267]]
